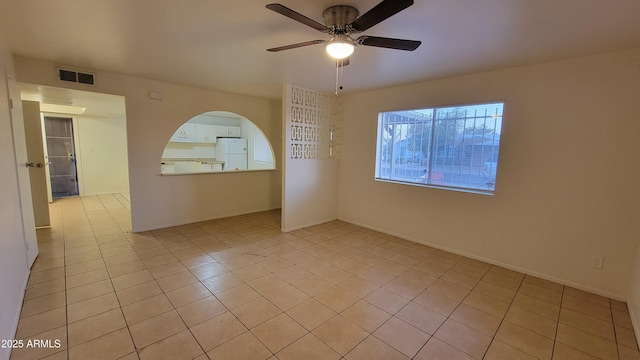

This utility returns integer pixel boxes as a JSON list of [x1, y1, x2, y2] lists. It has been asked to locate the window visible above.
[[375, 102, 504, 194]]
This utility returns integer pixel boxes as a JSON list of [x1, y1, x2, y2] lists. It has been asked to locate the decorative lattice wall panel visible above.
[[286, 85, 339, 160]]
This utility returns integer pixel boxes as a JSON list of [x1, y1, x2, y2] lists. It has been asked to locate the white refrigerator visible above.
[[216, 138, 247, 170]]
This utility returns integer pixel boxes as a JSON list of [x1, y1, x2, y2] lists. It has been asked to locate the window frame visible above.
[[374, 101, 504, 195]]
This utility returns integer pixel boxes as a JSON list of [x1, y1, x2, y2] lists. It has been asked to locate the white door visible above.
[[22, 100, 50, 228], [44, 116, 79, 197], [5, 69, 39, 267]]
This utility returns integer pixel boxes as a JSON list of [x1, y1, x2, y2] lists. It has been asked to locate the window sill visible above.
[[374, 178, 495, 196]]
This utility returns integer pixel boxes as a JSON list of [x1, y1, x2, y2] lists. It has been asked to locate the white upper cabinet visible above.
[[195, 124, 217, 143], [169, 124, 241, 143], [170, 123, 196, 142], [216, 126, 241, 138]]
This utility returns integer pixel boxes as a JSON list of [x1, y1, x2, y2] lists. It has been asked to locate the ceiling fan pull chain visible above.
[[335, 59, 340, 96], [339, 59, 344, 91], [335, 58, 347, 96]]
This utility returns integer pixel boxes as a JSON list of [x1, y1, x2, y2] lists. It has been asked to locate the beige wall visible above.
[[242, 117, 276, 170], [74, 113, 130, 195], [338, 48, 640, 300], [14, 56, 282, 232], [0, 42, 32, 360]]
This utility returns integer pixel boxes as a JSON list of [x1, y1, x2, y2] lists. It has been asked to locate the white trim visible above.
[[8, 270, 30, 358], [628, 303, 640, 352], [340, 216, 627, 301], [40, 114, 53, 203], [71, 115, 83, 195], [132, 207, 281, 233], [281, 217, 337, 233]]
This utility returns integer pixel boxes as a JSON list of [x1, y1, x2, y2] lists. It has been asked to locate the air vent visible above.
[[57, 68, 95, 85], [59, 69, 77, 82]]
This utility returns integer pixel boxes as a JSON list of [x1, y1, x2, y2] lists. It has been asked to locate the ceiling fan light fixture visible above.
[[325, 35, 355, 59]]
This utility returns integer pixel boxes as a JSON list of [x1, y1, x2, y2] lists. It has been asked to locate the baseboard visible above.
[[15, 271, 29, 333], [628, 302, 640, 351], [132, 207, 281, 233], [4, 270, 31, 360], [339, 216, 627, 301], [281, 217, 338, 233]]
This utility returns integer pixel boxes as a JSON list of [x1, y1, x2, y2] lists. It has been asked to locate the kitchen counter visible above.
[[161, 159, 224, 174]]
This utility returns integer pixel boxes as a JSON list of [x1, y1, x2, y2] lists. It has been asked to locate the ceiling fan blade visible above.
[[266, 4, 329, 32], [357, 36, 421, 51], [267, 40, 325, 52], [350, 0, 414, 32]]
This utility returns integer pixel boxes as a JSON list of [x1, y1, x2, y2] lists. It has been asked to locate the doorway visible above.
[[43, 116, 79, 197]]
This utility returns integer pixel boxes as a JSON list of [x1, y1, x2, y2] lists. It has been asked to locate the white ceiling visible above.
[[19, 83, 126, 118], [2, 0, 640, 100]]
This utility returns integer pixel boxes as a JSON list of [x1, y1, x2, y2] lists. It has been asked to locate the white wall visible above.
[[0, 41, 31, 360], [282, 85, 338, 231], [162, 142, 216, 160], [282, 159, 338, 231], [14, 56, 282, 232], [241, 117, 276, 170], [338, 48, 640, 300], [75, 114, 129, 195]]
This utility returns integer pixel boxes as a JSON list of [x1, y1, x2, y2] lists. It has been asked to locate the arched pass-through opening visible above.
[[161, 111, 275, 174]]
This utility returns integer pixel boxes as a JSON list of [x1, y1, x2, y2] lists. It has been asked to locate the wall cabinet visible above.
[[170, 124, 241, 143], [170, 123, 196, 142], [200, 163, 223, 171], [195, 124, 217, 143], [217, 126, 241, 138]]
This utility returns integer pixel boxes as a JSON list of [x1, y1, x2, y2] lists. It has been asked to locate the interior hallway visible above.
[[9, 195, 640, 359]]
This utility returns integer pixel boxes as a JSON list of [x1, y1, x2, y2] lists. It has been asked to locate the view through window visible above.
[[375, 102, 504, 194]]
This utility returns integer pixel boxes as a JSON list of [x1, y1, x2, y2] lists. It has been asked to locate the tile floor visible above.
[[9, 194, 640, 360]]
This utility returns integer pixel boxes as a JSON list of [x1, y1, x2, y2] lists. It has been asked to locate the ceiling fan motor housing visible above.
[[265, 0, 421, 53], [323, 5, 359, 34]]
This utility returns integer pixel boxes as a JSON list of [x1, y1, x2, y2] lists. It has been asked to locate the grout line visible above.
[[60, 197, 71, 359], [550, 285, 565, 360], [22, 196, 637, 360], [479, 271, 525, 359]]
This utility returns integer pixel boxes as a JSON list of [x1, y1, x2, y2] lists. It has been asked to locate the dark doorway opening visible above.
[[44, 116, 79, 198]]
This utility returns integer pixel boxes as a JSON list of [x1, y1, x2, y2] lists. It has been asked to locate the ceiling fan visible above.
[[266, 0, 421, 63]]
